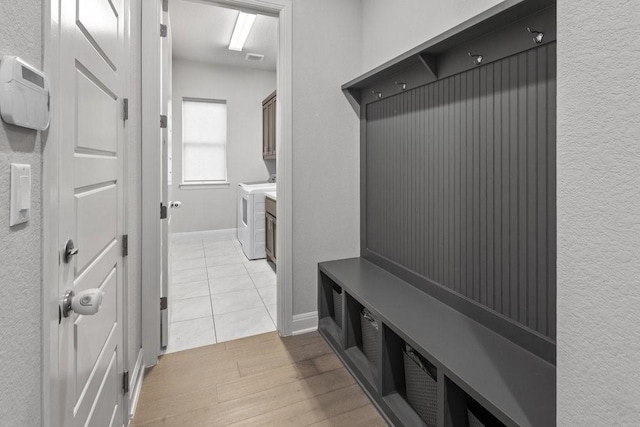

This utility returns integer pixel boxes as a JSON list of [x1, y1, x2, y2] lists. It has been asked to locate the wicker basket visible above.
[[332, 286, 342, 328], [360, 309, 379, 367], [403, 345, 438, 427]]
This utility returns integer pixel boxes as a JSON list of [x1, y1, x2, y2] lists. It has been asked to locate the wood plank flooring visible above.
[[131, 331, 387, 426]]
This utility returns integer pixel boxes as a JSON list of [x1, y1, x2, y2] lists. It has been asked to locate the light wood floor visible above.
[[131, 331, 387, 426]]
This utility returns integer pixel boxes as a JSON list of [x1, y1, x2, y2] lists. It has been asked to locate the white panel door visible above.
[[58, 0, 128, 425]]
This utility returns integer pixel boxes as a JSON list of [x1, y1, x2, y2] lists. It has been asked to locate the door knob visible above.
[[63, 239, 78, 263], [62, 288, 103, 317], [170, 201, 182, 208]]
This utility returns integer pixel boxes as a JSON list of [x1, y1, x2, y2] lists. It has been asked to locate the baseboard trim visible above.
[[128, 349, 145, 423], [171, 228, 238, 242], [292, 311, 318, 335]]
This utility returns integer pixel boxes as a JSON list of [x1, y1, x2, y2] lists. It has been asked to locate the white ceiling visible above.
[[170, 0, 277, 71]]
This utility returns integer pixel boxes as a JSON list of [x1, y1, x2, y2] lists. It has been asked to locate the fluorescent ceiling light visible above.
[[228, 12, 257, 52]]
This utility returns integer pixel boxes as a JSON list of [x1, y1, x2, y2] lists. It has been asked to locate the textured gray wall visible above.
[[0, 0, 43, 425], [291, 0, 362, 316], [557, 0, 640, 424], [171, 60, 276, 233], [361, 0, 502, 71]]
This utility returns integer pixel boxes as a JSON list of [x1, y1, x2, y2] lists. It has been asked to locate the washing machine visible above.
[[237, 182, 276, 260]]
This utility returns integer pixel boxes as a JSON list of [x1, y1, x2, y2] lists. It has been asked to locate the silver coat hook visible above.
[[468, 52, 483, 66], [371, 90, 382, 99], [395, 81, 407, 91], [527, 27, 544, 44]]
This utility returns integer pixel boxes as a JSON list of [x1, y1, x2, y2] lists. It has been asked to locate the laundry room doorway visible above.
[[141, 0, 293, 365]]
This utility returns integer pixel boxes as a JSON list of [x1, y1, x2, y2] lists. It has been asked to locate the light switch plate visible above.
[[10, 163, 30, 226]]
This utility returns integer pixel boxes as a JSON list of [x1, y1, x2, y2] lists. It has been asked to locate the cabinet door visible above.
[[272, 214, 276, 261], [262, 105, 269, 157], [265, 213, 275, 261], [269, 98, 276, 156]]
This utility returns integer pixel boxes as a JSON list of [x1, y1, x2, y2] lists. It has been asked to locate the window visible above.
[[182, 98, 227, 183]]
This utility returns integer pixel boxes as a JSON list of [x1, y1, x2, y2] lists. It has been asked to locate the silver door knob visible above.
[[63, 239, 78, 263], [62, 288, 103, 317], [170, 201, 182, 208]]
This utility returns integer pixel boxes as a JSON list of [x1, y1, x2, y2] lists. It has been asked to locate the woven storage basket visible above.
[[403, 345, 438, 427], [360, 309, 379, 367], [332, 286, 342, 328], [468, 408, 485, 427]]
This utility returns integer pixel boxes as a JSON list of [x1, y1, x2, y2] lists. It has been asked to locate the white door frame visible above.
[[141, 0, 293, 366], [141, 0, 163, 367], [42, 0, 61, 424]]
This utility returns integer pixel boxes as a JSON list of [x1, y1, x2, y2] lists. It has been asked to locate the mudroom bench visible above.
[[318, 258, 555, 427]]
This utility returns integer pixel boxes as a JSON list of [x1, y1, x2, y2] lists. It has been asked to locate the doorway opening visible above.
[[164, 0, 280, 353]]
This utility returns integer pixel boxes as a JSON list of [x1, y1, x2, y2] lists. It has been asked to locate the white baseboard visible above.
[[171, 228, 238, 242], [292, 311, 318, 335], [127, 349, 145, 423]]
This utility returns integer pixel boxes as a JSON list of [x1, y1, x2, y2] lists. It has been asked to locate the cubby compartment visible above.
[[381, 326, 437, 427], [343, 294, 380, 390], [318, 271, 343, 347], [444, 378, 507, 427]]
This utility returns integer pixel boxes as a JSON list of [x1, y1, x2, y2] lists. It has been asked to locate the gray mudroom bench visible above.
[[318, 258, 554, 426]]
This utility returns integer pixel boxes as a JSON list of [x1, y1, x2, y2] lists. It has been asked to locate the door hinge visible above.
[[160, 297, 168, 310], [160, 24, 168, 37], [123, 98, 129, 121], [122, 235, 128, 257], [162, 0, 168, 12], [160, 203, 167, 219], [122, 371, 130, 394], [160, 115, 167, 128]]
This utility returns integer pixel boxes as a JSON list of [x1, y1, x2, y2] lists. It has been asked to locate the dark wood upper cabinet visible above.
[[262, 90, 276, 160]]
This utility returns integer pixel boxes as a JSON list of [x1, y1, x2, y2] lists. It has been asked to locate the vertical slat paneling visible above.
[[417, 86, 425, 274], [453, 74, 462, 294], [472, 68, 480, 302], [547, 42, 557, 340], [527, 48, 538, 331], [536, 45, 548, 336], [479, 65, 488, 306], [489, 66, 497, 308], [486, 63, 495, 310], [509, 54, 519, 323], [465, 70, 474, 300], [493, 63, 503, 313], [363, 42, 556, 339], [517, 51, 528, 326], [500, 59, 510, 317], [443, 78, 450, 287]]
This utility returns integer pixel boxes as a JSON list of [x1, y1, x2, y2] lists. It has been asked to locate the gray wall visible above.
[[171, 60, 276, 233], [291, 0, 362, 316], [557, 0, 640, 424], [361, 0, 502, 71], [0, 0, 43, 424]]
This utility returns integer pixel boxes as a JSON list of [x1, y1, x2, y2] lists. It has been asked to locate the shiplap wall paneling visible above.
[[364, 43, 556, 339]]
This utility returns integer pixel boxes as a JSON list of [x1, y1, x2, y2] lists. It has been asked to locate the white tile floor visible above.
[[166, 236, 277, 354]]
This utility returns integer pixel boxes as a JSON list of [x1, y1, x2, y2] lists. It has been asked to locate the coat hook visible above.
[[468, 52, 483, 66], [371, 90, 382, 99], [395, 81, 407, 91], [527, 27, 544, 44]]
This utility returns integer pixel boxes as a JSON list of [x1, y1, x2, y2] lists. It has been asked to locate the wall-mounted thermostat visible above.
[[0, 56, 50, 131]]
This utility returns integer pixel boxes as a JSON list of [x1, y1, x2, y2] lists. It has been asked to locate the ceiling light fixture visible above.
[[228, 12, 257, 52]]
